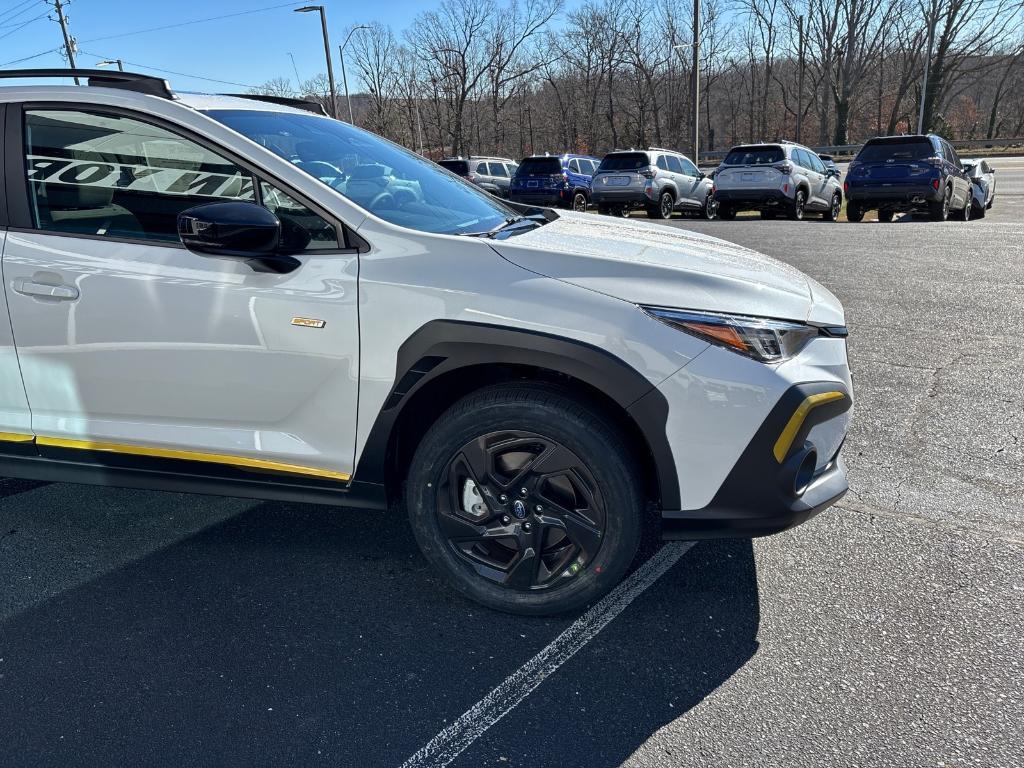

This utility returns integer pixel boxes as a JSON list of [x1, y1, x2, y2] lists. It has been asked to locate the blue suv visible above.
[[845, 135, 972, 222], [509, 154, 600, 211]]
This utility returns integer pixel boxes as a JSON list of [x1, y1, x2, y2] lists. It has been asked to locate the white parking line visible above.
[[398, 541, 695, 768]]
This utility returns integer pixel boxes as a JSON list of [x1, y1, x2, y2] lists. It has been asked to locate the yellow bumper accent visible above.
[[0, 431, 36, 443], [773, 392, 846, 463], [34, 436, 351, 482]]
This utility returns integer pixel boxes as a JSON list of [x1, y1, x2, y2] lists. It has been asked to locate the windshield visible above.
[[723, 146, 784, 165], [598, 152, 650, 171], [206, 110, 514, 235], [516, 157, 561, 175], [857, 138, 935, 162]]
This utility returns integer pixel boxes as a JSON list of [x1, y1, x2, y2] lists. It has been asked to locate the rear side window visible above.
[[857, 138, 935, 162], [599, 152, 650, 171], [22, 109, 339, 249], [567, 158, 580, 173], [517, 157, 562, 175], [656, 155, 670, 171], [666, 155, 684, 174], [488, 162, 508, 177], [723, 146, 784, 165], [438, 159, 469, 175], [476, 162, 489, 175]]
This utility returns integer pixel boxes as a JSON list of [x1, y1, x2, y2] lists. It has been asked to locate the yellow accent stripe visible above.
[[0, 431, 35, 443], [34, 436, 351, 482], [773, 392, 846, 463]]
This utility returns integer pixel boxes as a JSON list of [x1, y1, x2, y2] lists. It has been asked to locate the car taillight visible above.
[[843, 180, 849, 193], [640, 167, 658, 179], [928, 157, 944, 168], [775, 162, 793, 174], [931, 178, 941, 190]]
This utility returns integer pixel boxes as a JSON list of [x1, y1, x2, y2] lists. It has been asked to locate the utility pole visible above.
[[691, 0, 700, 164], [50, 0, 79, 85], [796, 16, 805, 143], [339, 25, 368, 124]]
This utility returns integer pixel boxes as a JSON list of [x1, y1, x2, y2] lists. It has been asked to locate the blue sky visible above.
[[0, 0, 512, 92]]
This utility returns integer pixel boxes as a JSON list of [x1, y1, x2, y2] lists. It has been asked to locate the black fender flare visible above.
[[355, 320, 680, 509]]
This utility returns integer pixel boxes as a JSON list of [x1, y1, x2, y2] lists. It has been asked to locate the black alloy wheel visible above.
[[436, 431, 606, 591], [789, 189, 806, 220], [572, 191, 588, 212], [825, 193, 841, 222], [407, 384, 642, 615]]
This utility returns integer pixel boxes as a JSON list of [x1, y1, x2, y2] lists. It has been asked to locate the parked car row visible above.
[[439, 133, 996, 224]]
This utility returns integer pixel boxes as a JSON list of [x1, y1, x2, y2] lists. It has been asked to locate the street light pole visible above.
[[96, 59, 124, 72], [917, 7, 935, 134], [339, 25, 369, 124], [796, 16, 805, 143], [295, 6, 338, 119], [691, 0, 700, 164]]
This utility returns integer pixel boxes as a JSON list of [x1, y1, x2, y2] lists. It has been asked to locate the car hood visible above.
[[490, 212, 844, 325]]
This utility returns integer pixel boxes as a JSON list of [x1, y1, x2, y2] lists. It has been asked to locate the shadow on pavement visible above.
[[0, 502, 759, 768]]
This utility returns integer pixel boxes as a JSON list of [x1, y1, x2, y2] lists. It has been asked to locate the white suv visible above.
[[0, 71, 853, 615], [713, 142, 843, 221]]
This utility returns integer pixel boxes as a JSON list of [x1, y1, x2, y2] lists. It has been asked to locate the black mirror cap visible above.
[[178, 201, 281, 257]]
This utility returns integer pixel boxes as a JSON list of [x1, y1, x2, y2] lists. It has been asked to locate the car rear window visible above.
[[517, 157, 562, 175], [438, 159, 470, 175], [857, 138, 935, 162], [598, 152, 650, 171], [723, 146, 784, 165]]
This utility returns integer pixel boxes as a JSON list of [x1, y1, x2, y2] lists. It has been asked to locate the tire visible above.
[[571, 191, 588, 213], [824, 192, 842, 222], [846, 204, 864, 223], [648, 190, 674, 219], [406, 384, 642, 616], [959, 197, 971, 221], [702, 193, 718, 220], [973, 202, 986, 219], [929, 185, 951, 221], [718, 205, 736, 220], [788, 189, 807, 220], [878, 208, 894, 223]]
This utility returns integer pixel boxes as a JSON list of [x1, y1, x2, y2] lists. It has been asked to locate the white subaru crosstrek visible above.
[[0, 71, 853, 615]]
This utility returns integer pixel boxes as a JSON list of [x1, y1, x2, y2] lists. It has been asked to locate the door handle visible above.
[[12, 278, 79, 300]]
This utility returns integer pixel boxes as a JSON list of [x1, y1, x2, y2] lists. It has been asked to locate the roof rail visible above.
[[220, 93, 328, 116], [647, 146, 681, 153], [0, 68, 174, 99]]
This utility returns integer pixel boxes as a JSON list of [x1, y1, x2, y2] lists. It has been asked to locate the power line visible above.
[[0, 45, 59, 67], [0, 8, 47, 42], [0, 0, 41, 26], [80, 2, 302, 44], [78, 49, 262, 89]]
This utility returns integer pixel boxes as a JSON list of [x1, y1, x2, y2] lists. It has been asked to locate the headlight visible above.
[[642, 307, 824, 363]]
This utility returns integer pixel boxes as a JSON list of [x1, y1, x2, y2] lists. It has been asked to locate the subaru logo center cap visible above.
[[512, 500, 528, 519]]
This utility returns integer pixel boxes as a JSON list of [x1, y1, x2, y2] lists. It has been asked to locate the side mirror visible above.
[[178, 202, 300, 273]]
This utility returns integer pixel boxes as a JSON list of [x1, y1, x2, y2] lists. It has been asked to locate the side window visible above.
[[807, 152, 826, 174], [792, 149, 809, 169], [584, 159, 597, 174], [679, 157, 699, 176], [508, 163, 519, 177], [476, 162, 489, 175], [488, 162, 508, 177], [947, 144, 963, 169], [567, 158, 579, 174], [260, 182, 340, 251], [656, 155, 670, 171], [24, 109, 253, 242]]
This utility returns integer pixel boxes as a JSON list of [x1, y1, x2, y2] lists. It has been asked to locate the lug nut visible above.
[[501, 515, 511, 525], [534, 505, 543, 513], [522, 522, 532, 532], [519, 487, 528, 496], [499, 494, 508, 503]]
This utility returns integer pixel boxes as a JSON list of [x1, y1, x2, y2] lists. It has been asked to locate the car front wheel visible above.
[[788, 189, 806, 220], [572, 191, 588, 212], [406, 384, 642, 616], [824, 192, 842, 222]]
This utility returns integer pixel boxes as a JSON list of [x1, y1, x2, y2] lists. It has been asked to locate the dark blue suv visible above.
[[509, 154, 600, 211], [845, 135, 972, 222]]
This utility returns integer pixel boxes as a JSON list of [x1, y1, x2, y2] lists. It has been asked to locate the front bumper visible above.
[[661, 381, 851, 539]]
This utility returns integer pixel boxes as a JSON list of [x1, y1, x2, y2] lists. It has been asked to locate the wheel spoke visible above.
[[503, 545, 540, 589], [437, 511, 497, 542], [538, 508, 602, 556], [529, 443, 579, 476]]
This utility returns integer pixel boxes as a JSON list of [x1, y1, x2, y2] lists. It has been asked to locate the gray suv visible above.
[[713, 142, 842, 221], [591, 148, 716, 219], [437, 156, 518, 198]]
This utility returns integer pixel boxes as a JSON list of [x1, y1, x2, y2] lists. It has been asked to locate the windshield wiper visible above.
[[457, 216, 540, 239]]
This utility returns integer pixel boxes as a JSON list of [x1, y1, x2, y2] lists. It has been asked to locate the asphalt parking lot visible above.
[[2, 160, 1022, 768]]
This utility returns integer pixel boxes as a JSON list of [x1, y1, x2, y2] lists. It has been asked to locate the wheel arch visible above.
[[354, 320, 680, 511]]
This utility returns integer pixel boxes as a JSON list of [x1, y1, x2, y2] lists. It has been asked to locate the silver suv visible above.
[[437, 156, 518, 198], [591, 148, 716, 219], [713, 142, 842, 221]]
